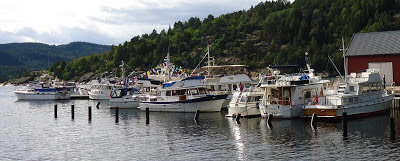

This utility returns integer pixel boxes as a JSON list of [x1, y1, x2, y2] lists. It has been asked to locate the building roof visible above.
[[346, 30, 400, 56]]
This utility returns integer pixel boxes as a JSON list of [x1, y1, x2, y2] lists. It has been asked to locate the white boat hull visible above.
[[109, 97, 140, 108], [226, 102, 260, 117], [15, 93, 70, 100], [259, 103, 303, 118], [139, 97, 226, 112], [14, 91, 70, 100], [89, 93, 111, 100], [302, 95, 394, 118]]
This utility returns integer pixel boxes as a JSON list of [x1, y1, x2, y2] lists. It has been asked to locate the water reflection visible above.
[[2, 85, 400, 160]]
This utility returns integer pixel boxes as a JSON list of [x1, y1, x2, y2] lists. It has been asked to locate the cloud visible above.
[[0, 0, 264, 45]]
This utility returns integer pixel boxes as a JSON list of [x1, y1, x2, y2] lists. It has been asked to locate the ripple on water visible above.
[[1, 86, 400, 160]]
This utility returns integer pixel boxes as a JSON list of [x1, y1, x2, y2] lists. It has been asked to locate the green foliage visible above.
[[0, 42, 110, 81], [52, 0, 400, 80]]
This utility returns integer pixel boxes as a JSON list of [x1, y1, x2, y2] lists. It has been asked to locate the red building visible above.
[[346, 30, 400, 86]]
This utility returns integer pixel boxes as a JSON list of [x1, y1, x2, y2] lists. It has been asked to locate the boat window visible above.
[[210, 85, 215, 91], [233, 85, 237, 90], [172, 89, 185, 96], [304, 91, 311, 98], [190, 89, 199, 95], [199, 88, 207, 94], [362, 86, 369, 93], [255, 96, 262, 101], [166, 91, 172, 96], [349, 86, 355, 92], [371, 84, 378, 91], [240, 96, 248, 102]]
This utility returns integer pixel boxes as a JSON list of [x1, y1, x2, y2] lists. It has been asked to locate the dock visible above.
[[70, 95, 89, 100]]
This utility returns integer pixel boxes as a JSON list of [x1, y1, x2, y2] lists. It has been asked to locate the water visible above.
[[1, 86, 400, 160]]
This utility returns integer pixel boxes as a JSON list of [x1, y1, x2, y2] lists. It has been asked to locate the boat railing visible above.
[[312, 91, 387, 106]]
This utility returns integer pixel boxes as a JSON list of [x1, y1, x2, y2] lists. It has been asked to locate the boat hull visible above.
[[139, 95, 227, 112], [302, 95, 394, 118], [109, 97, 140, 108], [14, 91, 70, 100], [259, 104, 303, 119], [226, 102, 260, 117], [89, 93, 111, 100]]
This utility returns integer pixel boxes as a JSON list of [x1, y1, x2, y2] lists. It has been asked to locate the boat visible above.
[[139, 76, 228, 112], [196, 44, 254, 107], [258, 53, 330, 118], [109, 87, 141, 108], [302, 38, 395, 119], [109, 77, 162, 108], [14, 74, 70, 100], [88, 73, 123, 100], [225, 85, 264, 117], [302, 69, 394, 119]]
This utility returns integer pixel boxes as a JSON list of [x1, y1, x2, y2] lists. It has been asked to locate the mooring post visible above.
[[311, 113, 317, 126], [54, 104, 57, 118], [71, 105, 75, 120], [115, 107, 119, 123], [390, 117, 395, 139], [146, 107, 149, 124], [194, 110, 200, 122], [96, 102, 100, 109], [88, 106, 92, 122], [235, 113, 241, 122], [342, 112, 348, 137], [267, 114, 273, 128]]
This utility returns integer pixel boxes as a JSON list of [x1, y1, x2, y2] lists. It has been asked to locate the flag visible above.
[[315, 89, 319, 104]]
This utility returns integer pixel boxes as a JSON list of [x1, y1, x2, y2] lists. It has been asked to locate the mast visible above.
[[341, 37, 348, 80], [165, 39, 171, 81], [120, 61, 125, 81], [207, 44, 210, 76]]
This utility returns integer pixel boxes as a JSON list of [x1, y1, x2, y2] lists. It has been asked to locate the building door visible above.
[[368, 62, 393, 86]]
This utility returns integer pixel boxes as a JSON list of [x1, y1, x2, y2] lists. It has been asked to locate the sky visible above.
[[0, 0, 266, 45]]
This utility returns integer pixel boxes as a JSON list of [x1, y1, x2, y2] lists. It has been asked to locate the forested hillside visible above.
[[51, 0, 400, 81], [0, 42, 110, 82]]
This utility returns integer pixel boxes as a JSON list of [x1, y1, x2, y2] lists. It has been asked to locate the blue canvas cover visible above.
[[299, 75, 309, 80]]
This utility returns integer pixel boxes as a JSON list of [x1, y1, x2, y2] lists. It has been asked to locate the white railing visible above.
[[312, 91, 387, 106]]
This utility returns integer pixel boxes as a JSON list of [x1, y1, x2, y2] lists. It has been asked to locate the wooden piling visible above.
[[194, 110, 200, 122], [71, 105, 75, 120], [115, 107, 119, 123], [146, 107, 149, 124], [88, 106, 92, 122], [342, 112, 348, 137], [96, 102, 100, 109], [54, 104, 57, 118]]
